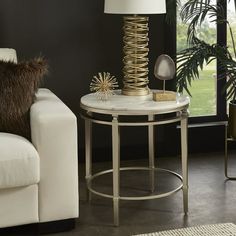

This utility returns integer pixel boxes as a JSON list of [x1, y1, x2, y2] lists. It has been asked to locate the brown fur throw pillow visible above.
[[0, 57, 48, 140]]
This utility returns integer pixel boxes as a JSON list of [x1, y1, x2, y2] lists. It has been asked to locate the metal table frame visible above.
[[225, 122, 236, 180], [81, 102, 189, 226]]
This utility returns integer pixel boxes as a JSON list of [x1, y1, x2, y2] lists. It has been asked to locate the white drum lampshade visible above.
[[104, 0, 166, 14]]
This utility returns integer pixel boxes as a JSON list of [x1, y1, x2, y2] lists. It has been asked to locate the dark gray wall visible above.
[[0, 0, 175, 161]]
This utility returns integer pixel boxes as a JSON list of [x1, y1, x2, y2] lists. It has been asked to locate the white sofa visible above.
[[0, 49, 79, 232]]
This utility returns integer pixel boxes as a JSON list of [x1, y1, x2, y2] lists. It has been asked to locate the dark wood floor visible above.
[[48, 151, 236, 236], [6, 151, 236, 236]]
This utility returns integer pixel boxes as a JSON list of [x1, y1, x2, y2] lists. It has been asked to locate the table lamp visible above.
[[104, 0, 166, 96]]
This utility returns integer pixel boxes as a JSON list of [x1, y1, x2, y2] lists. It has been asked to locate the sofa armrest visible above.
[[30, 88, 78, 222]]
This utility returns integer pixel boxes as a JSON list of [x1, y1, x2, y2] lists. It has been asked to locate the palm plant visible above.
[[176, 0, 236, 102]]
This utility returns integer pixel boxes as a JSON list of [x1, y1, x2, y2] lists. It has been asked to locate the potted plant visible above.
[[176, 0, 236, 138]]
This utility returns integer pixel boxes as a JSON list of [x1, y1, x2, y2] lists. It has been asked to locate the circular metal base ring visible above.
[[87, 167, 183, 201]]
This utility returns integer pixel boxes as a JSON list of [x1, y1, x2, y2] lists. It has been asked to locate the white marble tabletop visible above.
[[80, 90, 190, 115]]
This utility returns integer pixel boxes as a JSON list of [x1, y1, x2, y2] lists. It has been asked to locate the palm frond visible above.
[[180, 0, 226, 43], [176, 38, 234, 98], [177, 0, 236, 101]]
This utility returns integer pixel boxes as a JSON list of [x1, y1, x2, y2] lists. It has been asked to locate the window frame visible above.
[[175, 0, 228, 124]]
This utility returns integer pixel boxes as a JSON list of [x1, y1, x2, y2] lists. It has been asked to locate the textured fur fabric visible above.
[[0, 57, 48, 140]]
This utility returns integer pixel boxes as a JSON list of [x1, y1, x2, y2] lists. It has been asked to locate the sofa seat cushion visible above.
[[0, 133, 40, 189]]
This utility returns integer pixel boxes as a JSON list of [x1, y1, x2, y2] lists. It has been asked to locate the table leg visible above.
[[181, 113, 188, 214], [224, 123, 229, 178], [112, 115, 120, 226], [148, 115, 155, 193], [224, 123, 236, 179], [85, 115, 92, 202]]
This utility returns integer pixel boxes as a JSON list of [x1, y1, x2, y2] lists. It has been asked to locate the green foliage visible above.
[[184, 71, 216, 116], [176, 0, 236, 101], [177, 21, 216, 52], [177, 38, 226, 94], [177, 24, 188, 52]]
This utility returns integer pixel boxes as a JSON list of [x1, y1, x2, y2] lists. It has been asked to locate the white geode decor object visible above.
[[153, 54, 176, 101], [90, 72, 118, 101]]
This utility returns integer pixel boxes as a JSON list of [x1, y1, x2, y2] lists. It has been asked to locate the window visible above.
[[227, 1, 236, 55], [227, 0, 236, 113], [176, 0, 217, 117], [170, 0, 228, 153]]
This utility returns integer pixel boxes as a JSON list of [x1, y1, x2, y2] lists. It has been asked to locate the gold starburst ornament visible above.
[[90, 72, 119, 101]]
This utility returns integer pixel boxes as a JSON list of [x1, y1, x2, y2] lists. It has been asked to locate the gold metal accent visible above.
[[229, 102, 236, 139], [181, 109, 189, 214], [86, 167, 183, 200], [153, 91, 176, 101], [85, 112, 93, 202], [225, 103, 236, 179], [90, 72, 118, 100], [148, 114, 155, 193], [122, 15, 149, 96], [224, 122, 236, 179]]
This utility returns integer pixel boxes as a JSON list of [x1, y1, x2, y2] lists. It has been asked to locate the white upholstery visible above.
[[0, 48, 17, 63], [0, 48, 79, 228], [0, 185, 38, 228], [30, 89, 79, 222], [0, 133, 40, 189]]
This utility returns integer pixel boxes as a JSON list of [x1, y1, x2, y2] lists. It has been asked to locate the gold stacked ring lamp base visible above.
[[122, 15, 150, 96]]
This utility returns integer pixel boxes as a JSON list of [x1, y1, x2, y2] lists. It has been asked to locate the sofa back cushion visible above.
[[0, 49, 48, 140]]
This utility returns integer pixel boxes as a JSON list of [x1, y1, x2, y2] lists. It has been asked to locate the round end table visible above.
[[80, 90, 190, 226]]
